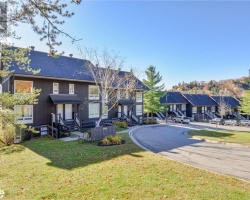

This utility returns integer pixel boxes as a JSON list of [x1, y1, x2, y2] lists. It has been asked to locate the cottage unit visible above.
[[1, 48, 147, 132], [164, 91, 246, 121], [165, 92, 189, 117], [210, 96, 245, 119], [182, 94, 218, 121]]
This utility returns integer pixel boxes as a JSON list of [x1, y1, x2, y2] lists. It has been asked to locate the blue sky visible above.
[[12, 1, 250, 89]]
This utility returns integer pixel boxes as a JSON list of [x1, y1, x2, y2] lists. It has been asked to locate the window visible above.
[[181, 104, 186, 111], [125, 90, 129, 99], [15, 105, 33, 124], [117, 90, 121, 99], [192, 107, 197, 113], [136, 105, 143, 115], [69, 84, 74, 94], [14, 80, 33, 93], [211, 106, 215, 112], [89, 85, 99, 100], [89, 103, 100, 118], [53, 83, 59, 94], [102, 106, 108, 119], [136, 92, 142, 102]]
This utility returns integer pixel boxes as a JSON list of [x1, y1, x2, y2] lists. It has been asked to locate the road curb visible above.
[[185, 132, 250, 148]]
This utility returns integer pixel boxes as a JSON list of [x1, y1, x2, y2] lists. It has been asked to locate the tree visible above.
[[79, 48, 139, 127], [0, 1, 81, 145], [239, 90, 250, 117], [218, 96, 231, 119], [143, 66, 166, 117], [1, 0, 82, 55]]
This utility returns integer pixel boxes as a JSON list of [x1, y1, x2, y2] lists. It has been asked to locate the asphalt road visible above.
[[130, 123, 250, 181]]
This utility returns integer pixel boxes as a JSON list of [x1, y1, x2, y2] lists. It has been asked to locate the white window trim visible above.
[[136, 92, 142, 102], [89, 103, 100, 118], [192, 106, 197, 113], [125, 90, 129, 99], [14, 80, 33, 94], [89, 85, 99, 100], [53, 83, 59, 94], [14, 105, 33, 124], [117, 90, 121, 100], [136, 105, 143, 115], [69, 84, 74, 94], [211, 106, 215, 112]]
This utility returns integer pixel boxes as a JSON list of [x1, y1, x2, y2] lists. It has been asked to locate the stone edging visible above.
[[184, 132, 250, 148]]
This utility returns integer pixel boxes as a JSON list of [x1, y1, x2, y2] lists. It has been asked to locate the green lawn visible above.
[[0, 133, 250, 199], [188, 130, 250, 145]]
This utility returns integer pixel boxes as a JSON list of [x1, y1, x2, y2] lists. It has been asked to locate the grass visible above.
[[188, 130, 250, 145], [0, 133, 250, 199], [116, 127, 128, 132]]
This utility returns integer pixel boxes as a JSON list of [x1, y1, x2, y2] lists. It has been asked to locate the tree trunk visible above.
[[96, 115, 103, 127]]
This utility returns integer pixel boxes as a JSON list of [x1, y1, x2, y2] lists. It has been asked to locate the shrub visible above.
[[113, 121, 128, 128], [101, 138, 111, 145], [149, 119, 157, 124], [99, 135, 122, 146], [1, 123, 16, 146]]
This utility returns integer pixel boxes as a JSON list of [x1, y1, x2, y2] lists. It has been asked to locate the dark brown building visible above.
[[2, 48, 147, 128]]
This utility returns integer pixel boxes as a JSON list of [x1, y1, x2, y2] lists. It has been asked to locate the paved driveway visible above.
[[130, 123, 250, 181]]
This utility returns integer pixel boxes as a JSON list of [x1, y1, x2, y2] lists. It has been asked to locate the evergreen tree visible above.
[[0, 1, 81, 145], [143, 66, 166, 117], [239, 90, 250, 116]]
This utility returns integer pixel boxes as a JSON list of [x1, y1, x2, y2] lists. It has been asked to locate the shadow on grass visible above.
[[0, 145, 26, 155], [189, 130, 234, 138], [21, 133, 145, 170]]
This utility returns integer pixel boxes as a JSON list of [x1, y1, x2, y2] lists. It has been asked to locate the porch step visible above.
[[64, 119, 79, 131]]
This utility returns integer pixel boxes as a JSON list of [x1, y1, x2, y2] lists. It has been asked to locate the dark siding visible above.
[[9, 76, 145, 125], [186, 104, 192, 117]]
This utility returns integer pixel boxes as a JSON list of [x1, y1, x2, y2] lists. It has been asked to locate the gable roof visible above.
[[182, 94, 217, 106], [165, 92, 189, 104], [210, 96, 240, 108], [8, 48, 147, 90]]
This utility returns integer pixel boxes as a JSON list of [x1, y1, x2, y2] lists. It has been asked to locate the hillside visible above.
[[171, 77, 250, 97]]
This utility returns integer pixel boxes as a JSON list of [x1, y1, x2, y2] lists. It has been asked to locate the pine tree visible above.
[[143, 66, 166, 117], [239, 90, 250, 116], [0, 1, 81, 145]]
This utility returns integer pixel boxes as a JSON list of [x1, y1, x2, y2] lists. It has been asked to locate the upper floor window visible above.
[[53, 83, 59, 94], [136, 92, 142, 102], [125, 90, 129, 99], [89, 85, 99, 100], [14, 80, 33, 93], [69, 84, 74, 94], [117, 90, 121, 100]]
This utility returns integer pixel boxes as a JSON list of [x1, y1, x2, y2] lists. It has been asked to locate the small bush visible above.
[[1, 123, 16, 146], [113, 121, 128, 128], [142, 118, 157, 125], [101, 138, 111, 145], [99, 135, 123, 146]]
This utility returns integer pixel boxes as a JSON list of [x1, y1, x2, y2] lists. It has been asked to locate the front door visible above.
[[57, 104, 64, 121], [65, 104, 72, 119], [118, 106, 121, 118], [124, 106, 128, 117], [173, 104, 176, 111]]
